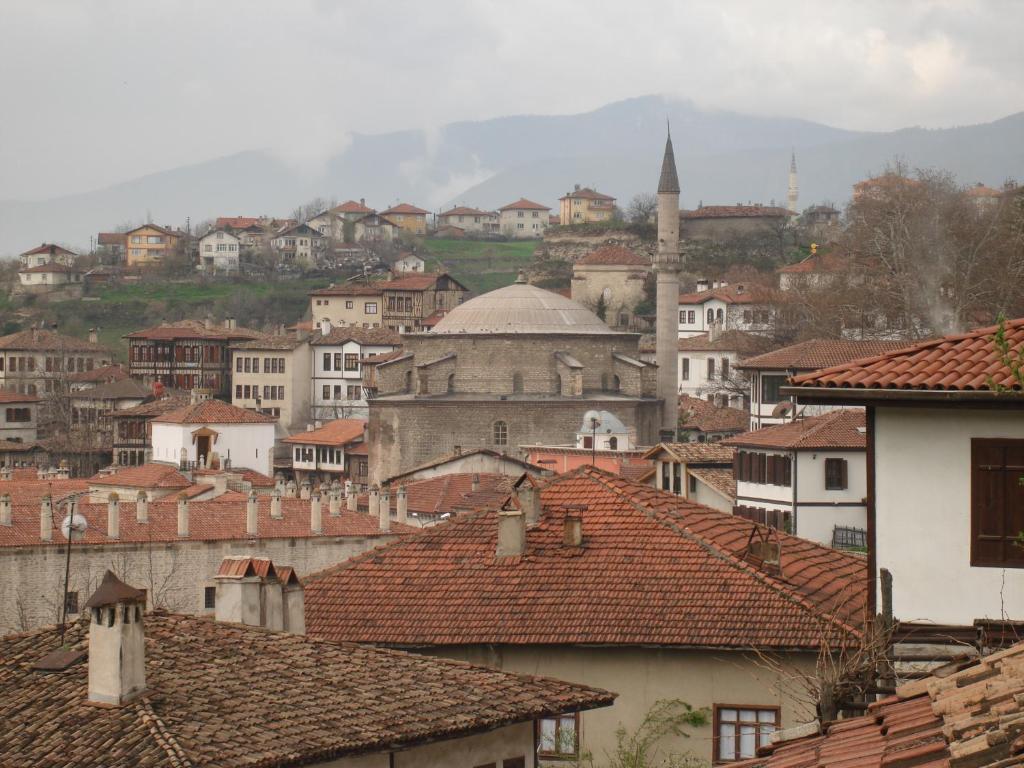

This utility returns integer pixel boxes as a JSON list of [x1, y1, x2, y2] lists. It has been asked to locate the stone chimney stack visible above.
[[329, 482, 341, 516], [270, 489, 283, 519], [281, 570, 305, 635], [378, 487, 390, 532], [517, 484, 541, 525], [564, 514, 583, 547], [0, 494, 11, 526], [285, 480, 297, 499], [496, 509, 526, 558], [136, 491, 148, 523], [246, 491, 258, 536], [107, 493, 120, 539], [396, 485, 408, 524], [88, 327, 99, 344], [346, 480, 358, 512], [471, 473, 480, 492], [40, 496, 52, 541], [177, 496, 189, 537], [368, 486, 380, 520], [300, 479, 311, 500], [655, 125, 681, 440], [213, 474, 228, 497], [320, 318, 332, 336], [214, 556, 262, 626], [310, 491, 322, 534], [86, 571, 147, 706]]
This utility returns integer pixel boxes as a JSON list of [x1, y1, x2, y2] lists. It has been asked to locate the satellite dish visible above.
[[771, 401, 795, 419], [61, 513, 88, 541]]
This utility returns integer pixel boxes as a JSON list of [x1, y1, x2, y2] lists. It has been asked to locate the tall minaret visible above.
[[655, 127, 681, 440], [787, 151, 799, 214]]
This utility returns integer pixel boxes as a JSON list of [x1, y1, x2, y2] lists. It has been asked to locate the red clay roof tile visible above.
[[283, 419, 366, 447], [739, 339, 910, 371], [153, 399, 277, 424], [723, 411, 866, 451]]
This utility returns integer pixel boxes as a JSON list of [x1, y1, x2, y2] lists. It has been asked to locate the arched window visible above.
[[608, 436, 618, 450], [403, 370, 413, 394], [611, 375, 621, 392], [447, 373, 455, 393], [492, 421, 508, 446], [716, 308, 724, 322], [554, 373, 562, 394], [707, 308, 714, 324], [512, 372, 523, 394], [600, 373, 609, 392]]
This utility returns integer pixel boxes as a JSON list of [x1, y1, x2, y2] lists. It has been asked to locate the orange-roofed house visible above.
[[570, 245, 651, 330], [498, 198, 551, 238], [437, 206, 498, 235], [283, 418, 367, 484], [304, 466, 867, 766], [680, 204, 791, 241], [677, 281, 779, 339], [787, 318, 1024, 629], [124, 224, 183, 267], [559, 184, 616, 225], [380, 203, 430, 236], [19, 242, 77, 269]]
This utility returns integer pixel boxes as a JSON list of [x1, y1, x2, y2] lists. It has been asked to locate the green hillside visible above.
[[421, 238, 538, 294]]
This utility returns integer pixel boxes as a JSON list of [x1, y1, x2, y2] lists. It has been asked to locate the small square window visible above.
[[204, 586, 216, 610]]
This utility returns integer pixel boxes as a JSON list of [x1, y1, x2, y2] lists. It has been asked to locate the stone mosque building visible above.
[[366, 134, 681, 482]]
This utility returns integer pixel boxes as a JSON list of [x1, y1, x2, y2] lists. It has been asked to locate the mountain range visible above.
[[2, 95, 1022, 257]]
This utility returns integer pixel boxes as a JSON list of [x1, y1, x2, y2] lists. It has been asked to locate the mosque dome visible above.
[[431, 273, 617, 335]]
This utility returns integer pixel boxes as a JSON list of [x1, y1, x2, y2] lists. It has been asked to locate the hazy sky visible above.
[[1, 0, 1021, 201]]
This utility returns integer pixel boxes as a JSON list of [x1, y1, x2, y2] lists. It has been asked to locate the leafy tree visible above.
[[584, 699, 708, 768]]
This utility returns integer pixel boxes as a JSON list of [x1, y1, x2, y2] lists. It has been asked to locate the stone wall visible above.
[[538, 230, 655, 263]]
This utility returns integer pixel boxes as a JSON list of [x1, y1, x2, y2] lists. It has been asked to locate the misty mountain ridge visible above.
[[1, 95, 1022, 256]]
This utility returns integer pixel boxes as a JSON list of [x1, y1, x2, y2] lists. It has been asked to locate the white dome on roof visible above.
[[431, 275, 616, 335]]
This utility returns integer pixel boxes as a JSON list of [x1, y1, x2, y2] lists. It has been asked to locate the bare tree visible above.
[[627, 193, 658, 224]]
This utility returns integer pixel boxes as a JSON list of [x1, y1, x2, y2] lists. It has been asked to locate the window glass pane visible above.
[[540, 719, 556, 752], [758, 710, 776, 723], [740, 709, 757, 722], [720, 708, 737, 722], [718, 723, 735, 760], [739, 725, 757, 758]]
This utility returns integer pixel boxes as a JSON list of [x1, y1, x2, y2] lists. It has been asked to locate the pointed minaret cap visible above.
[[658, 125, 680, 195], [790, 150, 797, 173], [85, 570, 146, 608]]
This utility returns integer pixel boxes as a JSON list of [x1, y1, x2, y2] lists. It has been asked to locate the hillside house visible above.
[[310, 322, 401, 420], [353, 213, 398, 242], [230, 335, 312, 433], [271, 223, 323, 265], [678, 282, 778, 339], [19, 243, 77, 269], [678, 328, 772, 407], [437, 206, 499, 235], [283, 418, 366, 485], [198, 229, 243, 272], [16, 262, 83, 296], [680, 204, 791, 240], [380, 203, 430, 236], [125, 224, 182, 267], [498, 198, 551, 238], [559, 185, 616, 225]]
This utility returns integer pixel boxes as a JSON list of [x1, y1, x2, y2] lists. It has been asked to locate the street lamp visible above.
[[584, 410, 602, 466], [56, 489, 90, 645]]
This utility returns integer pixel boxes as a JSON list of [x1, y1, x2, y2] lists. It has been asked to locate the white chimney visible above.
[[136, 491, 148, 523], [471, 473, 480, 492], [285, 480, 297, 499], [346, 481, 358, 511], [214, 557, 262, 626], [274, 473, 286, 493], [300, 479, 311, 500], [396, 485, 408, 524], [564, 514, 583, 547], [368, 486, 380, 520], [86, 572, 147, 706], [517, 485, 541, 525], [246, 491, 258, 536], [177, 496, 189, 537], [40, 496, 52, 541], [320, 318, 332, 336], [281, 571, 305, 635], [213, 474, 228, 497], [88, 327, 99, 344], [378, 487, 390, 532], [270, 490, 283, 519], [107, 493, 120, 539], [310, 491, 323, 534], [0, 493, 11, 526], [496, 510, 526, 558], [329, 483, 341, 516]]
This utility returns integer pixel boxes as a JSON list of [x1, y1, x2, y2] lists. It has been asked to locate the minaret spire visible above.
[[654, 126, 681, 440], [787, 149, 799, 214]]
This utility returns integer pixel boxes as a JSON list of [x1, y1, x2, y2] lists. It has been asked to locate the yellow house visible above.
[[380, 203, 430, 236], [125, 224, 182, 267], [559, 184, 617, 225]]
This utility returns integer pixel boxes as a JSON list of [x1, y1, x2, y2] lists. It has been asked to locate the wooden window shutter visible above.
[[733, 451, 741, 481], [971, 439, 1024, 568], [840, 459, 848, 489]]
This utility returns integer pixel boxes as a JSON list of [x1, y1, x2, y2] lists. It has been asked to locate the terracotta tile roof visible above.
[[384, 448, 545, 485], [346, 442, 369, 456], [20, 243, 75, 257], [360, 348, 405, 364], [215, 216, 261, 229], [561, 187, 615, 201], [677, 330, 774, 355], [576, 245, 649, 266], [725, 411, 865, 451], [309, 283, 384, 297], [20, 262, 80, 274], [232, 334, 306, 350], [681, 205, 790, 219], [441, 206, 494, 217], [777, 250, 853, 274], [69, 364, 129, 383], [739, 339, 910, 371], [0, 389, 39, 403], [790, 319, 1024, 394], [734, 642, 1024, 768], [283, 419, 366, 447], [71, 379, 151, 401], [381, 274, 462, 292], [191, 466, 276, 488], [678, 283, 776, 305], [111, 395, 190, 418], [0, 474, 87, 507], [678, 395, 750, 435], [0, 328, 108, 353], [310, 326, 401, 346], [499, 197, 551, 211], [0, 496, 411, 549], [641, 441, 735, 464], [381, 203, 430, 216], [0, 611, 613, 767], [332, 200, 376, 214], [688, 467, 736, 500], [306, 467, 866, 648], [97, 232, 126, 246], [153, 399, 277, 424], [125, 319, 262, 341], [619, 460, 656, 482], [965, 182, 1003, 198], [89, 463, 192, 490], [363, 472, 516, 518]]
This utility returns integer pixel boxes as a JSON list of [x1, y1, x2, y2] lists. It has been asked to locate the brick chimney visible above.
[[396, 485, 408, 524], [270, 489, 283, 519], [310, 491, 322, 534], [40, 496, 52, 541], [177, 496, 189, 537], [378, 487, 390, 532], [564, 514, 583, 547], [85, 571, 146, 706], [136, 491, 148, 523], [496, 509, 526, 558], [107, 493, 120, 539], [246, 491, 258, 536], [0, 493, 11, 526]]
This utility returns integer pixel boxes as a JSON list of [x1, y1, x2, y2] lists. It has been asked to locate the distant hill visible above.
[[1, 95, 1021, 257]]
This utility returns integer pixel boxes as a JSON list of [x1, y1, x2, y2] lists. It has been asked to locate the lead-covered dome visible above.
[[431, 276, 617, 335]]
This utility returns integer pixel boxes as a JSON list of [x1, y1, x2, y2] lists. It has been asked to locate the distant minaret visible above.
[[787, 151, 799, 214], [655, 127, 681, 440]]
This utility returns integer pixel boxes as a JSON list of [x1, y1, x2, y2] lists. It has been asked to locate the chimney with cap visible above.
[[246, 491, 258, 536], [177, 496, 189, 537], [471, 473, 480, 492], [214, 556, 262, 626], [496, 509, 526, 558], [396, 485, 408, 524], [136, 491, 148, 523], [86, 571, 147, 706], [328, 480, 341, 516], [320, 318, 332, 336], [88, 327, 99, 344], [285, 479, 297, 499], [281, 568, 305, 635], [564, 514, 583, 547], [300, 479, 311, 500], [517, 484, 541, 525], [346, 480, 358, 511], [310, 491, 322, 534], [378, 487, 390, 532], [40, 496, 52, 541], [270, 489, 283, 519], [0, 494, 11, 526], [107, 493, 120, 539], [213, 474, 228, 497], [368, 485, 380, 520]]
